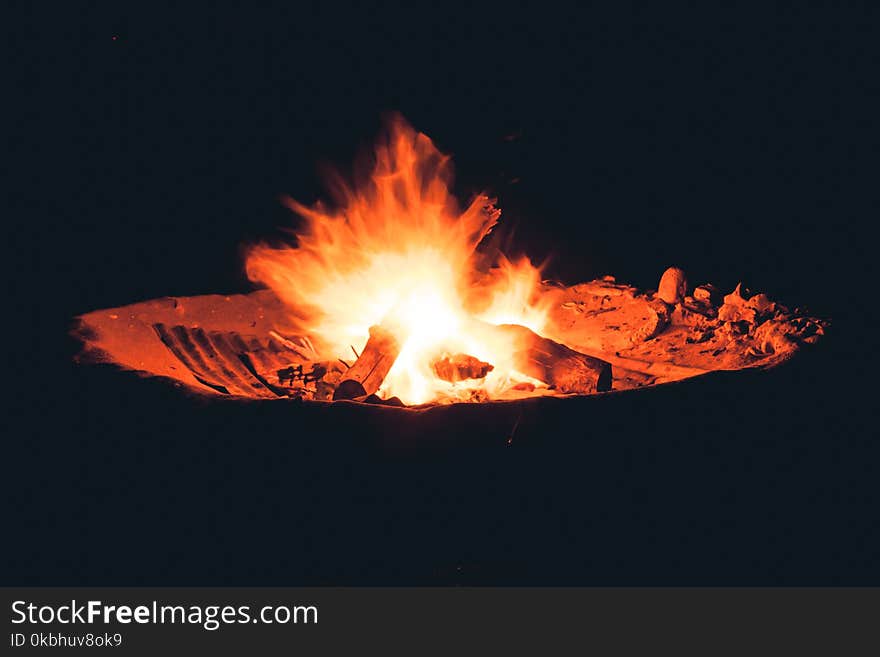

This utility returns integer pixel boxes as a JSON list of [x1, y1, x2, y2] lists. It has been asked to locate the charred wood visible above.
[[493, 323, 612, 394], [332, 324, 402, 400], [431, 353, 494, 383]]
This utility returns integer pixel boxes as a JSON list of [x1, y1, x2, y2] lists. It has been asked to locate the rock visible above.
[[718, 283, 757, 324], [693, 284, 721, 305], [630, 299, 671, 343], [657, 267, 688, 305], [747, 293, 775, 316]]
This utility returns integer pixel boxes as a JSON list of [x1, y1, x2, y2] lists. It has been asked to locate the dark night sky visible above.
[[15, 5, 876, 324]]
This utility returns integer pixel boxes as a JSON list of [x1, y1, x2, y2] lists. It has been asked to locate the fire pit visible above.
[[73, 117, 826, 406]]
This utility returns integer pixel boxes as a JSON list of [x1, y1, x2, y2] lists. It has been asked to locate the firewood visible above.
[[332, 324, 402, 400], [490, 323, 612, 394], [431, 353, 494, 382]]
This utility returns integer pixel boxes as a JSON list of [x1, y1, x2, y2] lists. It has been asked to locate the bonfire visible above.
[[74, 116, 826, 407]]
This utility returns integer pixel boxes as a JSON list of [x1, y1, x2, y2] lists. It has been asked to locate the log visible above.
[[333, 319, 611, 401], [332, 324, 402, 400], [494, 323, 612, 394], [431, 353, 494, 383]]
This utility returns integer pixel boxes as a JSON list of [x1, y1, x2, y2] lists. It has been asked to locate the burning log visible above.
[[493, 323, 613, 394], [432, 353, 494, 383], [332, 324, 402, 400]]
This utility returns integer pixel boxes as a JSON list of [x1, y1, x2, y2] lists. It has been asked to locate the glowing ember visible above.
[[246, 116, 553, 405]]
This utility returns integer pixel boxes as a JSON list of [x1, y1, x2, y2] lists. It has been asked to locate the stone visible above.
[[693, 284, 721, 305], [657, 267, 688, 305]]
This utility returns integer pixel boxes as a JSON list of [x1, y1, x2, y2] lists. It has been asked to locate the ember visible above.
[[73, 116, 827, 406], [432, 354, 494, 383]]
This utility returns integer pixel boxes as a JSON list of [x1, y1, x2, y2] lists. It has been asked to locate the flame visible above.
[[246, 116, 550, 404]]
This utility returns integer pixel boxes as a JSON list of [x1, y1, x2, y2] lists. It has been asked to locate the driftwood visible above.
[[492, 323, 612, 394], [333, 324, 402, 400]]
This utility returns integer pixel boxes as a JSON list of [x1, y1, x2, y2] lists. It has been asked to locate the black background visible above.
[[7, 4, 877, 584]]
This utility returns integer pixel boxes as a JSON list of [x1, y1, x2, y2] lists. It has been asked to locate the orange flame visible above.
[[246, 116, 550, 404]]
